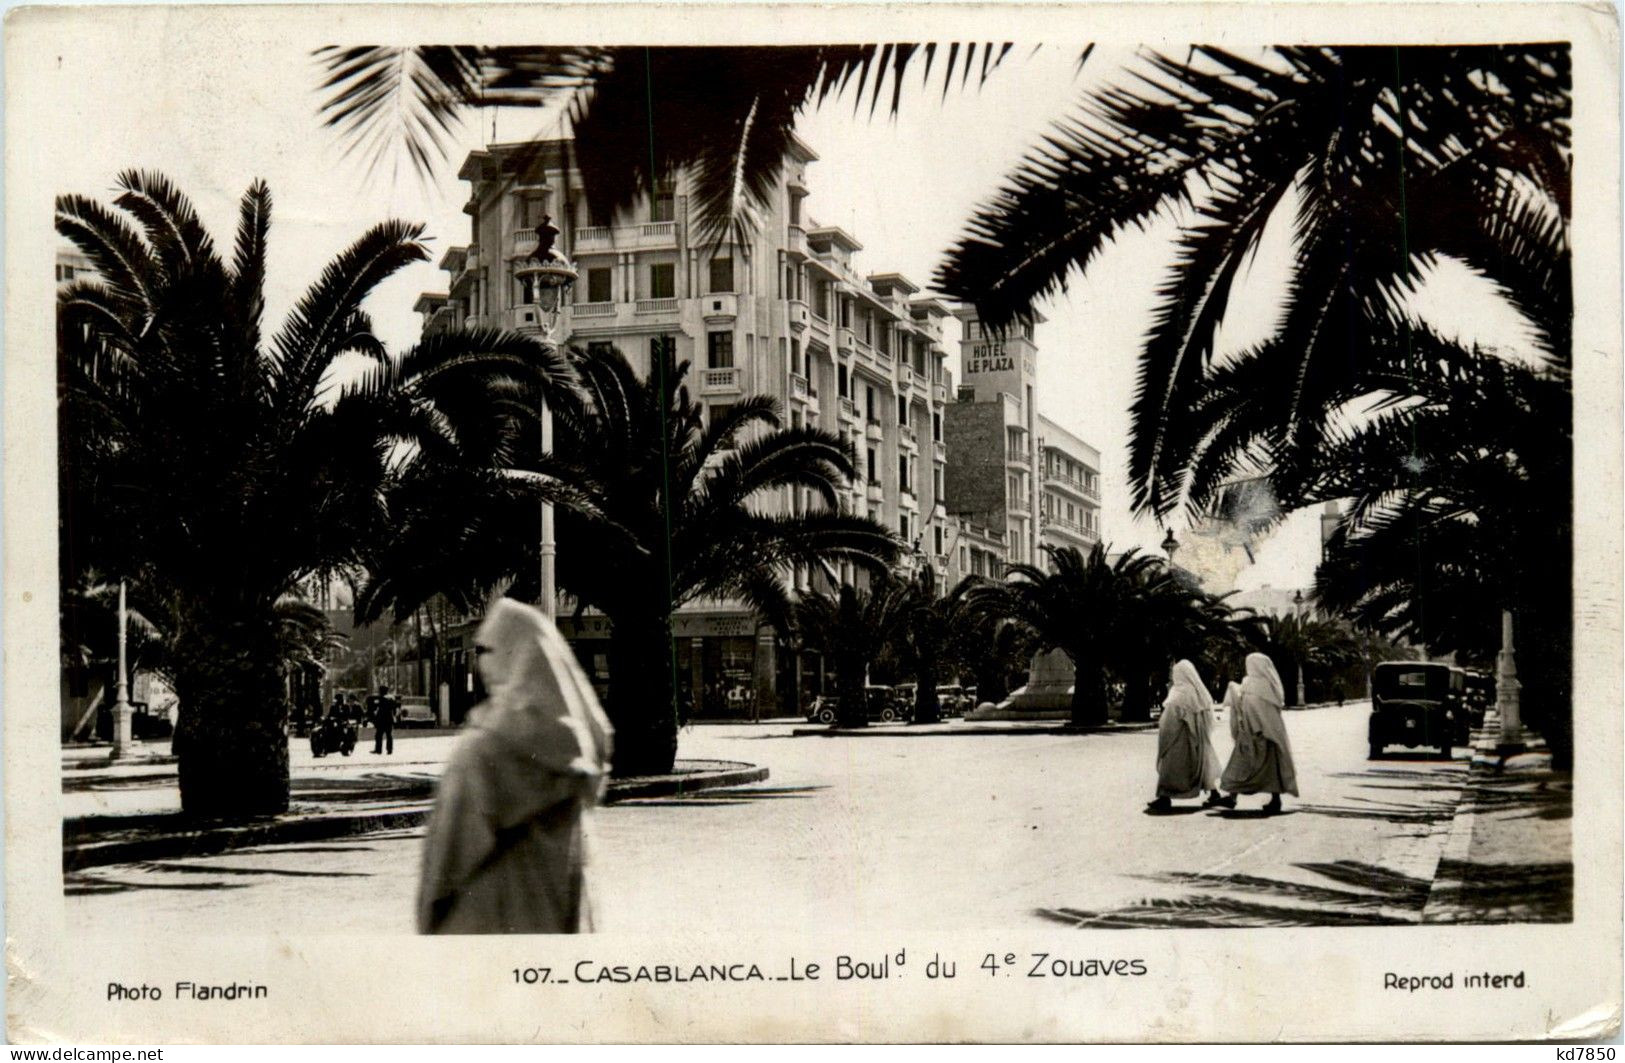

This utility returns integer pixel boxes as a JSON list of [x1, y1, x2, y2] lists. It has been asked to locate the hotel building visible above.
[[942, 310, 1102, 570], [418, 137, 961, 717]]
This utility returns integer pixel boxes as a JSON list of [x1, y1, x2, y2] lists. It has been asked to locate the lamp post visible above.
[[108, 580, 137, 760], [1292, 588, 1307, 707], [1160, 527, 1179, 566], [514, 216, 578, 621], [1495, 609, 1525, 753]]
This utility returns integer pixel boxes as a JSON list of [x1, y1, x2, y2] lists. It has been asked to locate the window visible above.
[[56, 264, 75, 282], [959, 545, 968, 572], [934, 466, 944, 498], [866, 386, 877, 423], [813, 280, 829, 319], [587, 267, 612, 303], [707, 331, 735, 369], [934, 526, 946, 554], [789, 193, 802, 226], [866, 448, 878, 483], [933, 412, 942, 442], [791, 339, 803, 376], [878, 324, 891, 356], [840, 300, 851, 328], [521, 195, 550, 228], [861, 312, 873, 345], [897, 396, 909, 425], [708, 256, 734, 293], [838, 365, 848, 398], [648, 263, 675, 299], [651, 187, 675, 223], [650, 335, 675, 362], [587, 341, 614, 360]]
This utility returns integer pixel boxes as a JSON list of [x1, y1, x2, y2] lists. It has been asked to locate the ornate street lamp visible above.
[[513, 216, 578, 620], [1160, 527, 1179, 565], [108, 580, 138, 760]]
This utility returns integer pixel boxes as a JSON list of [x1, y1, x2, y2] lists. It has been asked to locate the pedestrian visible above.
[[416, 598, 613, 935], [369, 684, 397, 754], [1217, 652, 1299, 814], [1147, 659, 1223, 813]]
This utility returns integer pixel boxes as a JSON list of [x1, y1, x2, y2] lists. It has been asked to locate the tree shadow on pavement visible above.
[[1035, 860, 1431, 928], [612, 785, 825, 808], [65, 877, 254, 897], [1428, 861, 1572, 922]]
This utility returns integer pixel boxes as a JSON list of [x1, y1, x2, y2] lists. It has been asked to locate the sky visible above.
[[47, 33, 1540, 596]]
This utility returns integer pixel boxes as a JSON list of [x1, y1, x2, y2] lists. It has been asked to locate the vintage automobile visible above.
[[1459, 670, 1495, 733], [1369, 661, 1459, 759], [395, 694, 437, 727], [804, 686, 905, 724]]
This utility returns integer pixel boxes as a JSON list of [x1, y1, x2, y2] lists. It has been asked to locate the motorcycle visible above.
[[309, 715, 357, 758]]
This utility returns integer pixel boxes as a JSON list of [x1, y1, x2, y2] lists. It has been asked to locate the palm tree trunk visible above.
[[912, 660, 939, 725], [1118, 667, 1155, 723], [835, 646, 867, 728], [170, 607, 289, 819], [606, 610, 680, 776], [1068, 650, 1108, 729]]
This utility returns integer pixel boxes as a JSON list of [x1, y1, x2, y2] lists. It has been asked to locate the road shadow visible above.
[[1428, 860, 1572, 922], [1142, 805, 1207, 817], [1036, 859, 1430, 928], [1211, 808, 1300, 820], [64, 876, 253, 897]]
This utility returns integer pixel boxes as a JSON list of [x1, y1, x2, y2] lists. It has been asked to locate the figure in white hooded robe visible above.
[[1218, 652, 1299, 813], [1147, 659, 1224, 812], [417, 598, 614, 934]]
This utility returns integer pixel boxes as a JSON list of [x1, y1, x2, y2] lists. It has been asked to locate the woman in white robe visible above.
[[417, 598, 614, 934], [1147, 660, 1224, 812], [1218, 652, 1299, 814]]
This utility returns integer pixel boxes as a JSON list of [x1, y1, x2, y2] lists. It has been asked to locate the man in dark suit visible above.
[[369, 684, 398, 754]]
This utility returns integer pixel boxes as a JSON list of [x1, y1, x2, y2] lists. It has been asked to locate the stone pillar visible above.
[[690, 637, 705, 718], [437, 681, 452, 727], [753, 627, 778, 722], [1496, 609, 1525, 752]]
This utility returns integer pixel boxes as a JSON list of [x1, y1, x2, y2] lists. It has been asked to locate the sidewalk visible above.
[[62, 733, 767, 870], [1422, 710, 1572, 923]]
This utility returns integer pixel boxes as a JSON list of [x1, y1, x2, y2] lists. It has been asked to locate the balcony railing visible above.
[[1043, 468, 1100, 502], [575, 225, 612, 247], [790, 373, 810, 400], [636, 298, 679, 314], [897, 364, 914, 390], [839, 397, 859, 422], [866, 481, 885, 504], [1007, 447, 1031, 467], [571, 301, 616, 318], [900, 424, 918, 448], [865, 420, 884, 442], [641, 221, 676, 238], [701, 367, 741, 394], [511, 228, 538, 257], [932, 382, 948, 405], [933, 440, 946, 463], [1008, 497, 1031, 516]]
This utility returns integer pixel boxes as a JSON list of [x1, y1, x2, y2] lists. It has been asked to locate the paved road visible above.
[[65, 704, 1468, 933]]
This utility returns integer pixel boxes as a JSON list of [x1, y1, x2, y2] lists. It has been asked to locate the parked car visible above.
[[395, 695, 436, 727], [937, 684, 968, 717], [1459, 669, 1494, 733], [804, 687, 905, 724], [1369, 661, 1459, 759], [805, 694, 837, 725]]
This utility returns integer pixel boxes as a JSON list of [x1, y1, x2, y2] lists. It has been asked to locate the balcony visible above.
[[865, 420, 884, 443], [463, 314, 482, 330], [1006, 447, 1031, 469], [899, 489, 918, 511], [838, 397, 859, 423], [1043, 468, 1097, 502], [702, 293, 738, 322], [507, 305, 547, 333], [866, 481, 885, 505], [932, 382, 948, 405], [787, 299, 809, 332], [836, 326, 856, 353], [571, 301, 616, 318], [933, 440, 946, 464], [899, 424, 919, 449], [511, 228, 539, 258], [790, 372, 810, 401], [1008, 496, 1031, 516], [700, 367, 742, 395], [574, 225, 612, 250], [787, 222, 809, 258], [897, 363, 914, 390], [636, 298, 679, 315], [640, 221, 676, 243]]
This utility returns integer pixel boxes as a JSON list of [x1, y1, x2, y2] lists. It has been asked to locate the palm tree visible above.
[[792, 573, 914, 728], [937, 45, 1570, 517], [363, 342, 899, 772], [1113, 577, 1246, 721], [967, 544, 1166, 728], [887, 565, 985, 725], [57, 171, 575, 818], [312, 44, 1033, 245]]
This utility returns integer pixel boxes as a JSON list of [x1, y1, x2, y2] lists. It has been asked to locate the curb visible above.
[[64, 762, 768, 872]]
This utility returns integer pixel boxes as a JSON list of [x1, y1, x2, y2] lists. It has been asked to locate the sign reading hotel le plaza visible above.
[[965, 341, 1016, 376]]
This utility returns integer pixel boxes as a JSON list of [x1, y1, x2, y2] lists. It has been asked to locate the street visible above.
[[65, 704, 1469, 933]]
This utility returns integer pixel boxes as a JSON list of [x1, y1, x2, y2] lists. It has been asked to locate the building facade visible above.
[[421, 138, 960, 718], [942, 310, 1102, 570]]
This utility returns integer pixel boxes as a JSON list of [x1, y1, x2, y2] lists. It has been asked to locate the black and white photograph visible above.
[[6, 0, 1620, 1044]]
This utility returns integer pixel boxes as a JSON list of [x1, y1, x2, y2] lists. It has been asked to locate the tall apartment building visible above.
[[942, 309, 1102, 569], [419, 137, 959, 718]]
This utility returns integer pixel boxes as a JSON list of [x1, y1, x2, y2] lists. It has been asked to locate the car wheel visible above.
[[817, 707, 836, 724], [880, 708, 895, 722]]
